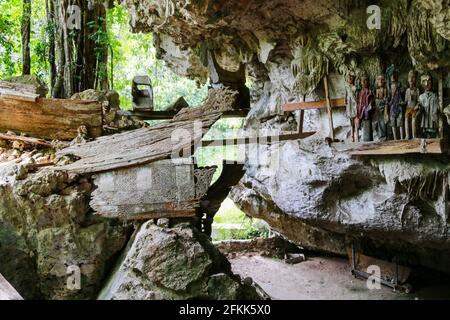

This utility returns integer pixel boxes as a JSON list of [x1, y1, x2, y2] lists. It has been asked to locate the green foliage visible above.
[[0, 0, 49, 81], [88, 16, 109, 90], [106, 5, 208, 109], [212, 199, 270, 241], [0, 0, 22, 78]]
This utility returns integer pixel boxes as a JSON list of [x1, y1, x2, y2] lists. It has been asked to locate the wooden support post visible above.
[[323, 75, 335, 140], [298, 109, 305, 134]]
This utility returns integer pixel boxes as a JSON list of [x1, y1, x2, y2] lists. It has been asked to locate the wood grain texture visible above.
[[282, 98, 345, 111], [56, 112, 221, 174], [90, 159, 216, 220], [0, 97, 102, 140], [0, 133, 52, 147], [334, 138, 444, 155]]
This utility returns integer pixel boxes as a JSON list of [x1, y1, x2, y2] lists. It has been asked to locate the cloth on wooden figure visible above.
[[345, 74, 358, 142], [418, 74, 439, 138], [375, 75, 388, 141], [404, 70, 420, 139], [388, 81, 404, 140], [356, 76, 374, 142]]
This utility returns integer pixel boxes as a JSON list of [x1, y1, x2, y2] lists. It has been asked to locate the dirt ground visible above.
[[229, 255, 450, 300]]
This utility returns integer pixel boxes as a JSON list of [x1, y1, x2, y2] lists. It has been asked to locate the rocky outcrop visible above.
[[0, 157, 130, 299], [123, 0, 450, 274], [99, 220, 266, 300]]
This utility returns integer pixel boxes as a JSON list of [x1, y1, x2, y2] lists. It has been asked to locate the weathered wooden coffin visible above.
[[90, 159, 216, 220], [0, 96, 103, 140], [56, 112, 222, 174]]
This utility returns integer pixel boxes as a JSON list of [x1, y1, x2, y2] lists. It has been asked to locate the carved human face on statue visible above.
[[390, 82, 398, 96], [421, 74, 433, 92], [361, 76, 369, 89], [408, 70, 417, 88], [347, 74, 355, 85], [377, 76, 385, 88]]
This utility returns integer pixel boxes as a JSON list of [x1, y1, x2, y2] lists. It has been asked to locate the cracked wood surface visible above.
[[56, 112, 222, 174]]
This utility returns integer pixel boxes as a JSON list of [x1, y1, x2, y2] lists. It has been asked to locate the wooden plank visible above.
[[0, 133, 52, 147], [282, 98, 346, 112], [201, 132, 315, 147], [90, 159, 216, 220], [0, 97, 102, 140], [117, 108, 249, 121], [56, 112, 222, 174], [0, 273, 23, 300], [333, 138, 444, 155], [324, 75, 335, 140]]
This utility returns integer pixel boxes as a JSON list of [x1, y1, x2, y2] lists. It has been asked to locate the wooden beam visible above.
[[117, 109, 250, 120], [201, 132, 315, 147], [0, 133, 52, 147], [324, 75, 335, 140], [282, 98, 345, 112], [333, 138, 444, 155], [0, 97, 102, 140]]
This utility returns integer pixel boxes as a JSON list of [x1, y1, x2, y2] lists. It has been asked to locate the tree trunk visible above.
[[45, 0, 56, 92], [47, 0, 109, 98], [21, 0, 31, 75]]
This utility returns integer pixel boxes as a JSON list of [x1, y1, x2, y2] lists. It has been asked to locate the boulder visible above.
[[0, 159, 130, 299], [98, 221, 267, 300]]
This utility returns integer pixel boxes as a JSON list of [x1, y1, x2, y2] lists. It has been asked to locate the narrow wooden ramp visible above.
[[0, 273, 23, 300], [333, 138, 445, 155]]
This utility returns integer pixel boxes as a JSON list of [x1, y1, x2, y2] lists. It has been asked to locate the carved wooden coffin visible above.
[[90, 159, 216, 220]]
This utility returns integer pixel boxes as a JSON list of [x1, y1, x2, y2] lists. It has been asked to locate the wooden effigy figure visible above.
[[418, 74, 440, 138], [345, 74, 358, 142], [404, 70, 420, 139], [356, 75, 374, 142], [375, 75, 388, 141], [389, 80, 405, 140]]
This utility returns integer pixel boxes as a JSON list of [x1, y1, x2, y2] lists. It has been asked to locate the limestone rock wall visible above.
[[98, 220, 265, 300], [123, 0, 450, 274], [0, 159, 130, 299]]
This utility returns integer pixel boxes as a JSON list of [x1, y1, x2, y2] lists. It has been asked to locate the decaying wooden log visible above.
[[0, 96, 103, 140], [0, 133, 52, 147], [56, 112, 222, 174], [90, 159, 216, 220], [0, 80, 41, 102]]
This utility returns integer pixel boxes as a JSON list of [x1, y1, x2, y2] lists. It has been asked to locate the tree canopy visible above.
[[0, 1, 208, 109]]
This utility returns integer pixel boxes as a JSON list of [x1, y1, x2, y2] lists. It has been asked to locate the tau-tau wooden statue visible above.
[[345, 74, 358, 142], [356, 75, 374, 142], [419, 74, 440, 138], [389, 80, 404, 140], [375, 75, 388, 141], [404, 70, 420, 139]]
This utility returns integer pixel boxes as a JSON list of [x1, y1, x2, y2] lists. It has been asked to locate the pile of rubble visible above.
[[71, 89, 146, 134]]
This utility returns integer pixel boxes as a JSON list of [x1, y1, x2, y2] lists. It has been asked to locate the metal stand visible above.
[[350, 242, 412, 293]]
